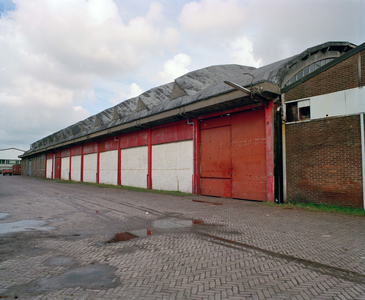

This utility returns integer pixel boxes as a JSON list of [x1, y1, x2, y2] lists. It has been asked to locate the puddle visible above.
[[0, 220, 55, 235], [106, 218, 203, 243], [0, 213, 10, 220], [43, 256, 77, 267], [192, 200, 223, 205], [106, 229, 152, 243], [7, 264, 119, 295], [153, 217, 202, 229]]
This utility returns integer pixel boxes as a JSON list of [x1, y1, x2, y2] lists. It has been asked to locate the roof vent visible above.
[[94, 116, 101, 127], [112, 108, 120, 120], [136, 97, 147, 112], [170, 81, 187, 100]]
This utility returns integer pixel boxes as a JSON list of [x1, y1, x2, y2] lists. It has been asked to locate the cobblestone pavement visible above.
[[0, 176, 365, 300]]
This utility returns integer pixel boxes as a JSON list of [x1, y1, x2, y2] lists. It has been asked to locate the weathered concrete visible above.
[[0, 175, 364, 299]]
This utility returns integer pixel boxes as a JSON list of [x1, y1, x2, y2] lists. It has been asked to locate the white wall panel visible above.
[[152, 140, 193, 193], [83, 153, 97, 183], [100, 150, 118, 185], [61, 157, 70, 180], [311, 87, 365, 120], [121, 146, 147, 188], [71, 155, 81, 182], [46, 158, 53, 179]]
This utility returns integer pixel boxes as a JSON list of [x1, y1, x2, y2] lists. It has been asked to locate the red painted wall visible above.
[[99, 138, 119, 152], [120, 130, 148, 149], [152, 122, 193, 145]]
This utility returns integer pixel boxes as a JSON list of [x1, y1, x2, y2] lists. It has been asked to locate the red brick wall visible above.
[[286, 115, 363, 208], [285, 49, 364, 101]]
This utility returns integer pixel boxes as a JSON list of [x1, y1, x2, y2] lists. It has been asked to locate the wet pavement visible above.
[[0, 176, 365, 299]]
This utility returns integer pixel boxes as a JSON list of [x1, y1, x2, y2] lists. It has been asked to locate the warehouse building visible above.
[[20, 41, 364, 208], [0, 148, 23, 173]]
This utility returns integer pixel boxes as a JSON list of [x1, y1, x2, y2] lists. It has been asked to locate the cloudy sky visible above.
[[0, 0, 364, 151]]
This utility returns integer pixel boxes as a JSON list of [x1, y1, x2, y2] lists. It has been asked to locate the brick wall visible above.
[[285, 49, 364, 101], [286, 115, 363, 208]]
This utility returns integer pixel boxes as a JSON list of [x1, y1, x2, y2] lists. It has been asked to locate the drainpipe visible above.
[[281, 94, 287, 203], [187, 118, 196, 194], [361, 113, 365, 210], [114, 136, 121, 186]]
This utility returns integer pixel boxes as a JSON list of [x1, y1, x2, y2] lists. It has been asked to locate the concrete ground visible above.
[[0, 176, 365, 300]]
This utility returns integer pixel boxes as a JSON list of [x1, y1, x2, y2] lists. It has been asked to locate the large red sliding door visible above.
[[200, 109, 266, 201], [231, 109, 266, 200], [200, 116, 232, 197]]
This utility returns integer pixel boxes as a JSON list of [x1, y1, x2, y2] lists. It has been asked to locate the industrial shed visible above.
[[282, 42, 365, 208], [20, 41, 358, 205]]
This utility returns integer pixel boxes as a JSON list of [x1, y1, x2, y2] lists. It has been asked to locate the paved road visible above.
[[0, 176, 365, 299]]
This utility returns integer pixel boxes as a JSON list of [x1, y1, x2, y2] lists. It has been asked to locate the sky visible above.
[[0, 0, 364, 152]]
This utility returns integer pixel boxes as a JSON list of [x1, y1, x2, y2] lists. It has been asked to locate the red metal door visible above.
[[54, 151, 61, 179], [200, 116, 231, 197], [199, 109, 266, 201], [231, 109, 266, 200]]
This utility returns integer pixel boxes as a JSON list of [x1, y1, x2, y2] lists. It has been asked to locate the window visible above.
[[286, 100, 310, 122], [285, 58, 336, 87]]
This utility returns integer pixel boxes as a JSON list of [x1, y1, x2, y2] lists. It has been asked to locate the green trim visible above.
[[281, 42, 365, 94]]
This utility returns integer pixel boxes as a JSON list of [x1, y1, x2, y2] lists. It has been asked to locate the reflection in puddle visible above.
[[192, 200, 223, 205], [107, 218, 203, 243], [153, 218, 202, 229], [106, 229, 152, 243]]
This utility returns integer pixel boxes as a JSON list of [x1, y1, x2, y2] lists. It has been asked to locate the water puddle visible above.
[[106, 229, 152, 243], [192, 200, 223, 205], [0, 213, 10, 220], [0, 220, 55, 235], [6, 264, 119, 296], [106, 217, 203, 243], [43, 256, 77, 267], [153, 218, 202, 229]]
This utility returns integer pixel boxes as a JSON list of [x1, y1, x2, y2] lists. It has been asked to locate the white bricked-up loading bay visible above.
[[0, 176, 364, 299]]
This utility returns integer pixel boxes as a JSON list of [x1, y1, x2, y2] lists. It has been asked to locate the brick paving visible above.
[[0, 176, 365, 299]]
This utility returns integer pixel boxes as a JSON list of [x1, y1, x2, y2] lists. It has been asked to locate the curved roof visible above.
[[24, 41, 356, 156]]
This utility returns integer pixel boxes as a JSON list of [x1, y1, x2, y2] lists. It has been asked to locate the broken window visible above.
[[286, 100, 310, 122]]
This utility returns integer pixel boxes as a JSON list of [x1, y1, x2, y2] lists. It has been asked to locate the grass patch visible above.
[[263, 201, 365, 216], [54, 179, 192, 197]]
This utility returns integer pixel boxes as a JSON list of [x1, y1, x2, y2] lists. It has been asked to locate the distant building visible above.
[[0, 148, 24, 172], [19, 41, 365, 209]]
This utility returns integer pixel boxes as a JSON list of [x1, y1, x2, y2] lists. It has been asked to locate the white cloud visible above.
[[109, 82, 144, 105], [128, 83, 144, 98], [159, 53, 192, 82], [179, 0, 245, 35], [0, 0, 180, 149], [229, 36, 262, 68]]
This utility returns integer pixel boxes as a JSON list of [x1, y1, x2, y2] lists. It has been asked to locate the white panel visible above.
[[152, 140, 193, 193], [121, 146, 147, 188], [61, 157, 70, 180], [46, 158, 53, 179], [99, 150, 118, 185], [311, 87, 365, 120], [71, 155, 81, 182], [345, 88, 365, 115], [311, 91, 346, 119], [298, 99, 310, 108], [83, 153, 97, 183]]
